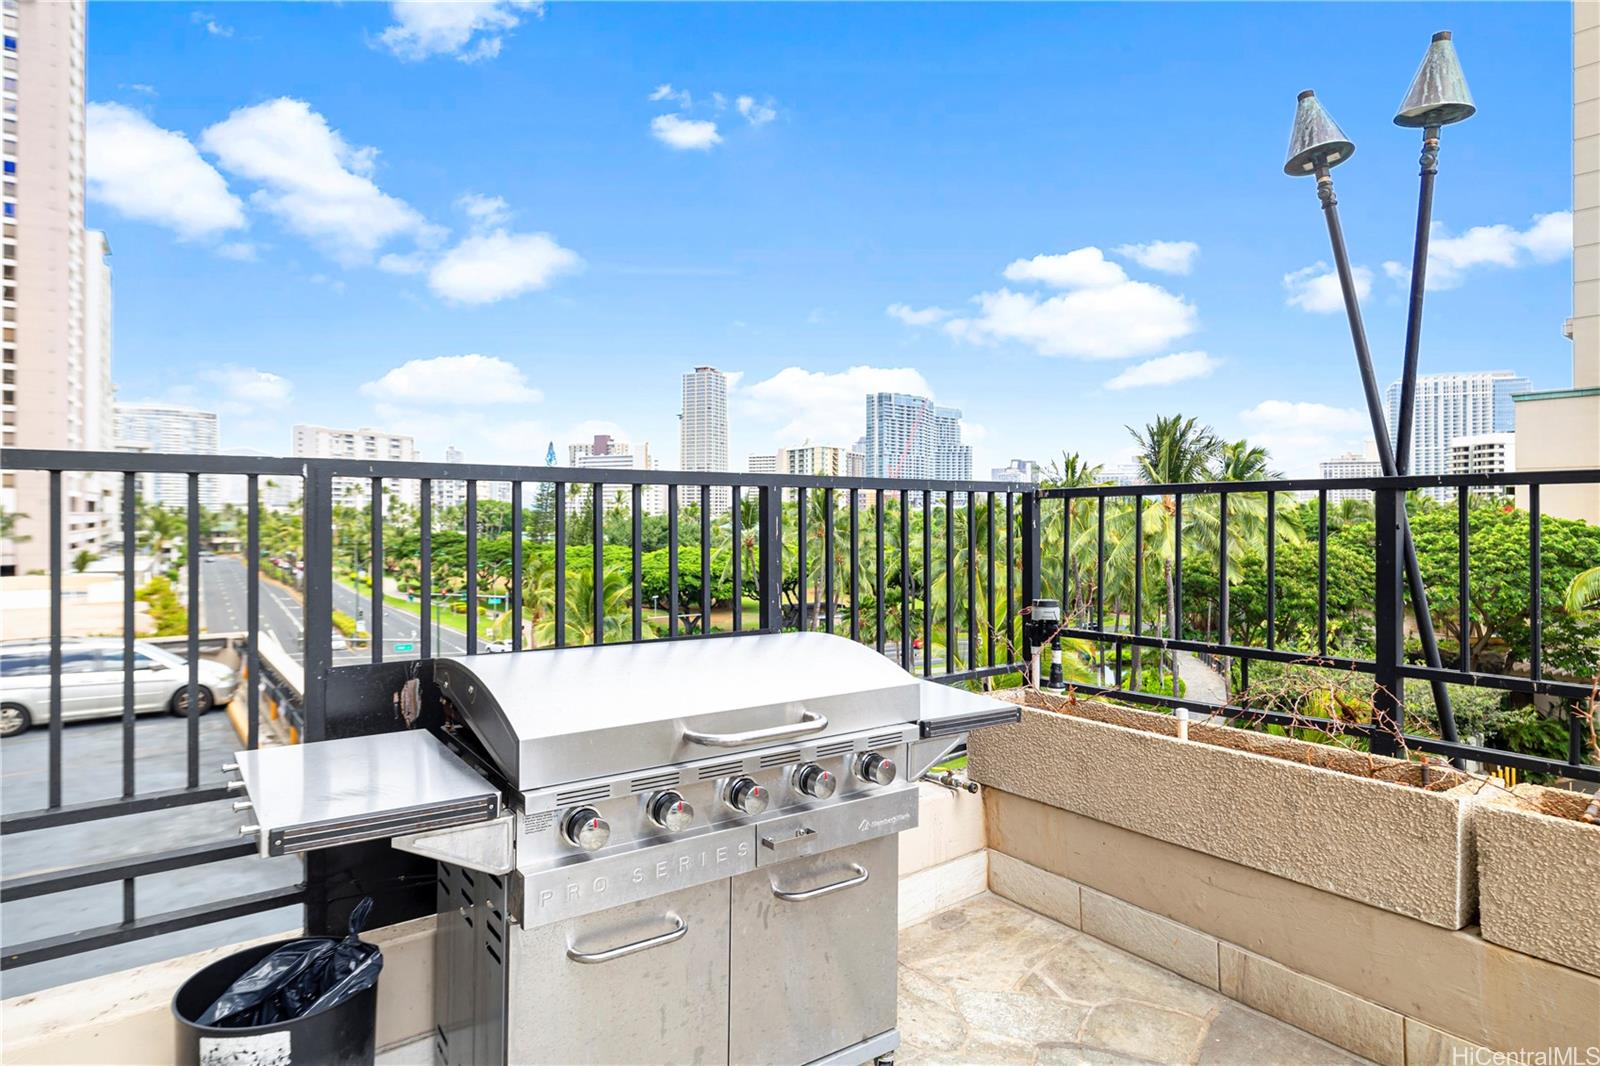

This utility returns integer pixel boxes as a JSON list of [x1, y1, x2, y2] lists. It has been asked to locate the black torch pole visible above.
[[1314, 165, 1461, 754], [1394, 126, 1440, 474]]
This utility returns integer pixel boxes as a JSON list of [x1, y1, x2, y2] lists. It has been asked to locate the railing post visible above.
[[1372, 487, 1405, 757], [301, 462, 334, 742], [1020, 490, 1041, 666], [757, 484, 782, 632]]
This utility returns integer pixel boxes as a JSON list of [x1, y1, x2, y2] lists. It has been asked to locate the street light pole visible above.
[[1285, 89, 1461, 752]]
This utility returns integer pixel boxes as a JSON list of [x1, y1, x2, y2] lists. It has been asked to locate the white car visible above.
[[0, 639, 240, 738]]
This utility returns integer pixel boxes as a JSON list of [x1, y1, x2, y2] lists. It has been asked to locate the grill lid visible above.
[[434, 632, 924, 791]]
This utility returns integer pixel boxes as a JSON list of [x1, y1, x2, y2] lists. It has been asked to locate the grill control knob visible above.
[[649, 791, 695, 832], [855, 752, 897, 786], [561, 807, 610, 852], [793, 763, 837, 800], [725, 776, 770, 816]]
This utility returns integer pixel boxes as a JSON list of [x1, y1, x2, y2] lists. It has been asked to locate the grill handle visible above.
[[771, 863, 869, 903], [681, 710, 828, 748], [565, 914, 687, 965]]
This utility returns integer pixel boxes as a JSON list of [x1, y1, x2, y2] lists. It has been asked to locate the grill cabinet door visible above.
[[728, 835, 899, 1065], [506, 877, 731, 1065]]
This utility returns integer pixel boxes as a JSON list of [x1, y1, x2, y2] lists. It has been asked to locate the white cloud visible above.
[[1105, 351, 1218, 391], [1382, 211, 1572, 291], [1283, 261, 1370, 314], [738, 366, 934, 446], [216, 241, 258, 261], [198, 365, 293, 414], [945, 285, 1197, 361], [1113, 240, 1199, 275], [1238, 399, 1370, 476], [201, 98, 437, 265], [86, 102, 246, 241], [427, 230, 582, 304], [456, 192, 511, 227], [649, 83, 692, 108], [192, 11, 233, 37], [1002, 248, 1127, 289], [650, 113, 721, 151], [736, 95, 777, 126], [377, 252, 428, 275], [377, 1, 536, 62], [886, 303, 951, 327], [361, 354, 542, 407]]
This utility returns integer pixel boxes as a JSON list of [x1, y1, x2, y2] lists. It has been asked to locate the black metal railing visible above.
[[1, 449, 1028, 975], [1039, 469, 1600, 784]]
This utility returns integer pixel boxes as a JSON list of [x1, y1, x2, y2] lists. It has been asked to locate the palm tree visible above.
[[138, 503, 186, 570], [1567, 566, 1600, 613]]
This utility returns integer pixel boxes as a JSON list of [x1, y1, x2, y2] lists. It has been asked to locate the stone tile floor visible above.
[[897, 893, 1373, 1065]]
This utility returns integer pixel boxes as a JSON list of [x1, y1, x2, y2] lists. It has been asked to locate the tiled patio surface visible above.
[[898, 893, 1373, 1066]]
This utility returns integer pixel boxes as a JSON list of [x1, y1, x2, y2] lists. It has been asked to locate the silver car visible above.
[[0, 638, 240, 738]]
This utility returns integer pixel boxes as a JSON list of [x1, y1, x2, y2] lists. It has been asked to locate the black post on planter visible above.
[[1372, 489, 1405, 757], [1283, 88, 1460, 755]]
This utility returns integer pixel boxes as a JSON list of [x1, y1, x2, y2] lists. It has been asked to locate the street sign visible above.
[[394, 642, 416, 653], [487, 597, 503, 606]]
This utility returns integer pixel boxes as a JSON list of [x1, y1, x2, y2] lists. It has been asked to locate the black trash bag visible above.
[[198, 897, 383, 1028]]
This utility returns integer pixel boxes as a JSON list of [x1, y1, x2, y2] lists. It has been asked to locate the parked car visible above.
[[0, 638, 240, 738]]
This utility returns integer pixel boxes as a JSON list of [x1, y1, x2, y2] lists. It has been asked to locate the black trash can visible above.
[[172, 938, 378, 1066]]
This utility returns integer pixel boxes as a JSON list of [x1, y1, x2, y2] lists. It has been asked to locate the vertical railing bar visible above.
[[875, 489, 886, 655], [699, 485, 711, 636], [1005, 492, 1015, 665], [246, 476, 260, 752], [369, 477, 383, 665], [510, 482, 523, 651], [1529, 484, 1542, 682], [122, 472, 136, 794], [1266, 491, 1277, 651], [797, 486, 809, 633], [922, 490, 933, 678], [466, 481, 478, 654], [900, 490, 911, 671], [122, 879, 135, 927], [849, 490, 861, 643], [1457, 487, 1469, 672], [301, 467, 332, 741], [554, 481, 567, 647], [757, 486, 779, 631], [966, 494, 977, 672], [731, 486, 743, 633], [631, 484, 643, 641], [666, 484, 678, 638], [1095, 496, 1105, 635], [944, 490, 954, 675], [986, 492, 996, 669], [1063, 497, 1073, 624], [1317, 488, 1328, 657], [185, 473, 200, 789], [1219, 490, 1230, 695], [1172, 492, 1183, 645], [1132, 495, 1144, 640], [596, 483, 607, 645], [47, 469, 62, 807], [823, 489, 835, 635], [419, 481, 432, 660]]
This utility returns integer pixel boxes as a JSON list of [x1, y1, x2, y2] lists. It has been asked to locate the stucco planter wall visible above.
[[1476, 784, 1600, 977], [967, 691, 1481, 928]]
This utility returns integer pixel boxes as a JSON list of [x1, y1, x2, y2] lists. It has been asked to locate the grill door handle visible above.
[[682, 710, 828, 748], [772, 863, 869, 903], [566, 915, 687, 964]]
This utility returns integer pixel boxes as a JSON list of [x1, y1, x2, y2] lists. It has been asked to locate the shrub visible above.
[[136, 576, 187, 636]]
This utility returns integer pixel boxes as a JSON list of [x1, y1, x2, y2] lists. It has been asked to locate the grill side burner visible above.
[[230, 632, 1017, 1066]]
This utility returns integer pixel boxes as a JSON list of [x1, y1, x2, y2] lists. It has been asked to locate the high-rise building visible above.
[[568, 434, 628, 466], [1319, 449, 1382, 505], [1102, 463, 1144, 487], [776, 442, 851, 478], [747, 454, 777, 475], [1449, 433, 1516, 497], [863, 393, 971, 480], [1384, 372, 1529, 492], [680, 367, 730, 512], [115, 403, 220, 509], [567, 444, 667, 517], [991, 460, 1040, 485], [291, 423, 419, 507], [2, 2, 115, 575], [431, 446, 511, 510]]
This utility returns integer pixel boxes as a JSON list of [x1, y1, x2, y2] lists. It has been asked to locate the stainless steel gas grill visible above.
[[228, 632, 1017, 1066]]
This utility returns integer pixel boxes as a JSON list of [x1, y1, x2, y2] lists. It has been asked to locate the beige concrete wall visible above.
[[969, 705, 1480, 928], [985, 789, 1600, 1056], [1513, 390, 1600, 523], [1476, 795, 1600, 978]]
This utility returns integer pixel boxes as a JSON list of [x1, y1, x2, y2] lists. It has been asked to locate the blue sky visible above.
[[86, 2, 1575, 475]]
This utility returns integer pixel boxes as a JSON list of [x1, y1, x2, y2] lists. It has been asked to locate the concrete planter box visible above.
[[1477, 785, 1600, 977], [968, 690, 1480, 928]]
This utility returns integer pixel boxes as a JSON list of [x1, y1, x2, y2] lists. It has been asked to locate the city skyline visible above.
[[74, 3, 1575, 481]]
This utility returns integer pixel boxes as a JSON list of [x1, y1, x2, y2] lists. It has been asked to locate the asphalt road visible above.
[[200, 554, 469, 664]]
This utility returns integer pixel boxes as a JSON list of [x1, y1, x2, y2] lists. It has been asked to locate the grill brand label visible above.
[[517, 826, 756, 928], [859, 811, 912, 834]]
